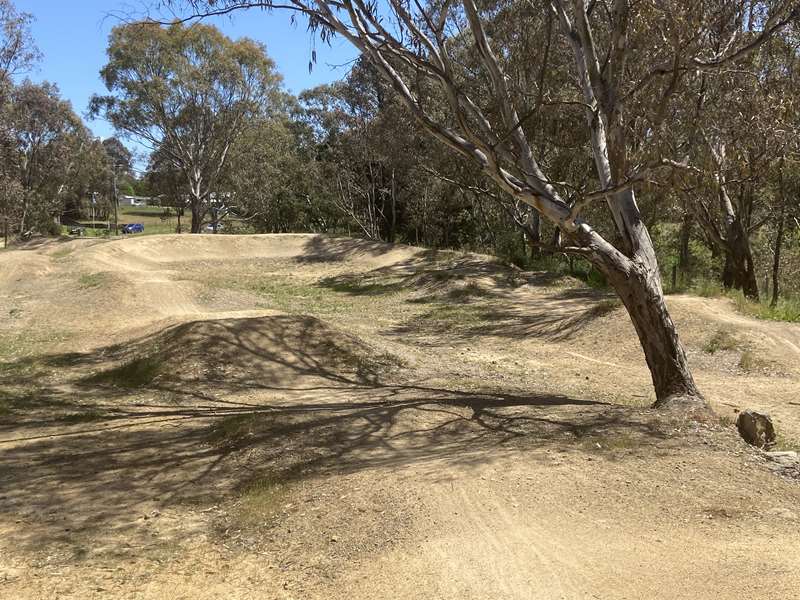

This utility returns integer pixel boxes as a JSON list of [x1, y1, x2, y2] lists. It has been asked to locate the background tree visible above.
[[102, 136, 133, 176], [0, 0, 39, 84], [91, 21, 283, 232], [146, 143, 189, 233], [224, 112, 327, 233], [7, 81, 92, 234]]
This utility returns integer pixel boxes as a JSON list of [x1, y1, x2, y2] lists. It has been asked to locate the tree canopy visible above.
[[91, 21, 284, 232]]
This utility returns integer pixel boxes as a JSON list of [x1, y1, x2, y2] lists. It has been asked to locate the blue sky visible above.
[[15, 0, 357, 163]]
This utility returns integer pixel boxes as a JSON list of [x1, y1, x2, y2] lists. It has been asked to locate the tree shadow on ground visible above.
[[317, 250, 523, 297], [0, 313, 674, 555], [313, 251, 620, 343], [296, 235, 420, 263], [0, 386, 671, 555], [390, 289, 621, 343]]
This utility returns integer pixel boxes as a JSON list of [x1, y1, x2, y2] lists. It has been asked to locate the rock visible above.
[[765, 451, 798, 465], [736, 409, 776, 448]]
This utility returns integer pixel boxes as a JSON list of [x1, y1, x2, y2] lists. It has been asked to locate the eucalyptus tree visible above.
[[102, 137, 134, 177], [300, 59, 432, 242], [0, 0, 39, 84], [662, 21, 800, 301], [169, 0, 798, 409], [146, 142, 190, 233], [8, 81, 90, 234], [0, 0, 39, 238], [91, 21, 283, 232]]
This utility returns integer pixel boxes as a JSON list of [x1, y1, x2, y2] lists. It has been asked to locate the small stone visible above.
[[736, 410, 776, 448], [765, 451, 798, 461]]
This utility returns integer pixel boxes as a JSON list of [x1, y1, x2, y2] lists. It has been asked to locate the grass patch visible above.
[[352, 351, 408, 377], [320, 274, 403, 296], [730, 292, 800, 323], [205, 274, 364, 315], [250, 278, 347, 313], [772, 432, 800, 452], [691, 279, 725, 298], [717, 413, 736, 428], [0, 330, 73, 361], [0, 356, 43, 378], [446, 282, 491, 301], [737, 350, 769, 373], [87, 355, 162, 388], [59, 409, 109, 424], [78, 272, 110, 289], [0, 394, 11, 416], [682, 282, 800, 323], [51, 246, 74, 259], [418, 303, 487, 327], [586, 298, 621, 318], [208, 413, 260, 446], [703, 329, 741, 354], [234, 475, 291, 527], [0, 386, 80, 415]]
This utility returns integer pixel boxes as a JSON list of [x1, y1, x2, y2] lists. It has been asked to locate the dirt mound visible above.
[[86, 314, 399, 393], [319, 248, 525, 302], [76, 233, 423, 271]]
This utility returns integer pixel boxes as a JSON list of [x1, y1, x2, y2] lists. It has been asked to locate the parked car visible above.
[[121, 223, 144, 234], [68, 226, 86, 236], [205, 223, 224, 232]]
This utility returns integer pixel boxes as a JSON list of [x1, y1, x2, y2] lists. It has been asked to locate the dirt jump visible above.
[[1, 234, 799, 599]]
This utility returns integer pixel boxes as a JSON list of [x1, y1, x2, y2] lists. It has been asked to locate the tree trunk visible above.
[[678, 211, 691, 284], [527, 210, 541, 258], [190, 204, 202, 233], [723, 218, 759, 300], [771, 212, 784, 308], [581, 189, 703, 409], [771, 165, 787, 308], [598, 241, 702, 407], [388, 169, 397, 243]]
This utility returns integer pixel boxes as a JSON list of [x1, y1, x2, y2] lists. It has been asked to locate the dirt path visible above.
[[1, 234, 799, 599]]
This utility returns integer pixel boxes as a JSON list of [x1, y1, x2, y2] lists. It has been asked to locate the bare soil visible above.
[[1, 234, 799, 599]]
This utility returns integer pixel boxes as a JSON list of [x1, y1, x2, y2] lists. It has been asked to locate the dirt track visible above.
[[1, 234, 799, 599]]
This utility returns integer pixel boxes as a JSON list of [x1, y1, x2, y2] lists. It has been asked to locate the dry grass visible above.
[[232, 475, 292, 528], [78, 272, 111, 289], [87, 355, 163, 388], [702, 329, 741, 354]]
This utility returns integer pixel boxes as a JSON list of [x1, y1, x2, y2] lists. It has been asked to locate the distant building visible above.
[[119, 195, 158, 207]]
